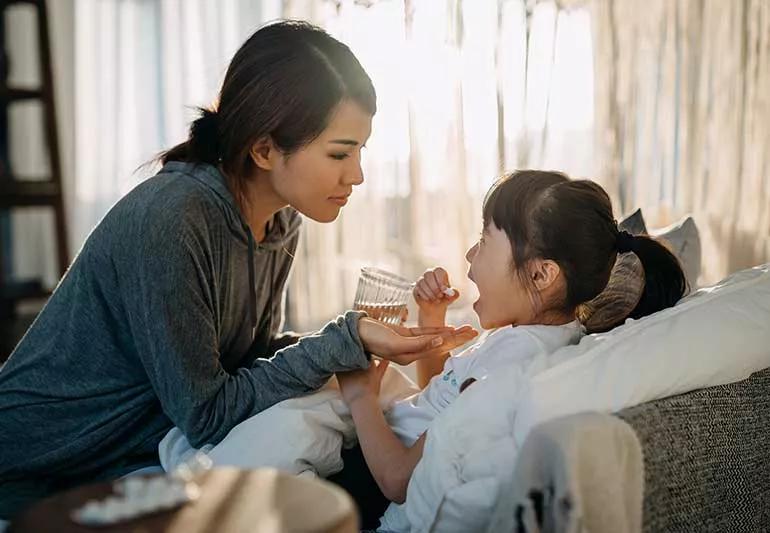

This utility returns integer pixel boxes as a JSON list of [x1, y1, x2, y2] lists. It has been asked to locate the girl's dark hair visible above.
[[482, 170, 687, 328], [161, 20, 376, 192]]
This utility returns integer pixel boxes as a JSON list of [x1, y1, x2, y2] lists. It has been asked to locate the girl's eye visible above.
[[330, 153, 350, 160]]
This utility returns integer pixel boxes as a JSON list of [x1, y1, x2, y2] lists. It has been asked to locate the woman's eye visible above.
[[330, 153, 350, 160]]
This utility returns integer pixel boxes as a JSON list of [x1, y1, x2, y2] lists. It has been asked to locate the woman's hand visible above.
[[357, 317, 478, 365], [413, 267, 460, 324], [337, 359, 390, 406]]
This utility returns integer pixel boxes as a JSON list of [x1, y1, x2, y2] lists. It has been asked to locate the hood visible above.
[[160, 160, 302, 250]]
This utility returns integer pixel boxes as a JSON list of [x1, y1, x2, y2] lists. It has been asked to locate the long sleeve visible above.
[[267, 331, 305, 354], [124, 214, 369, 447]]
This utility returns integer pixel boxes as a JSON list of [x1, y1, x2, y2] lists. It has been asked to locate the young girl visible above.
[[336, 170, 687, 516]]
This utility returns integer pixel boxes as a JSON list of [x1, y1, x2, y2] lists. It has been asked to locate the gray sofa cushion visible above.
[[618, 208, 648, 235], [616, 368, 770, 532], [617, 208, 702, 287], [651, 215, 702, 287]]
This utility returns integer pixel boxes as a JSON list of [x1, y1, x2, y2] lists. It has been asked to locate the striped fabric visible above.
[[618, 368, 770, 532]]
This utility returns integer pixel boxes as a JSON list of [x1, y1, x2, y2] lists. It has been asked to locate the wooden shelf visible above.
[[0, 0, 69, 318], [0, 278, 50, 301], [0, 87, 43, 102], [0, 0, 38, 8], [0, 179, 60, 207]]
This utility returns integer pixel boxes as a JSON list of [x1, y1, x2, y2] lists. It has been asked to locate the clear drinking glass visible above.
[[353, 267, 413, 325]]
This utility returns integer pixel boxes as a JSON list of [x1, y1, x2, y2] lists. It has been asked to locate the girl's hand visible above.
[[413, 267, 461, 322], [337, 359, 390, 406], [357, 317, 478, 365]]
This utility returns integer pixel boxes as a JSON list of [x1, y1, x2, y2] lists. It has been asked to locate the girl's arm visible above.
[[413, 267, 461, 387], [338, 360, 426, 504], [416, 312, 451, 388], [349, 393, 426, 503]]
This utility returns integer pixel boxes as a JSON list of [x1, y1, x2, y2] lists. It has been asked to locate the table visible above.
[[10, 467, 358, 533]]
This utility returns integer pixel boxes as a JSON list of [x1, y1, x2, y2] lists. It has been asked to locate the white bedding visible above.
[[159, 364, 419, 477]]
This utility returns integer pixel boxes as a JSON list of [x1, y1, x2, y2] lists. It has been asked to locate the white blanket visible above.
[[159, 365, 419, 477]]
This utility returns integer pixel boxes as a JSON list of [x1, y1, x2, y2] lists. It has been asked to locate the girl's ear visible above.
[[530, 259, 562, 292]]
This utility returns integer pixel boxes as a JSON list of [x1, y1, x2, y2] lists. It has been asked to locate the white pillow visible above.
[[392, 263, 770, 532], [513, 262, 769, 444]]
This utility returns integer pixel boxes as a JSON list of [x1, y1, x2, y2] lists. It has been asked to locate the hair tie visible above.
[[616, 230, 636, 254]]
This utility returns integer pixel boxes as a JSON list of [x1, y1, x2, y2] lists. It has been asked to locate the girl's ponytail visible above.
[[616, 231, 688, 320]]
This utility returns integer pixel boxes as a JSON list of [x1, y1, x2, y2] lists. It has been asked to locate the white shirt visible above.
[[386, 321, 584, 445]]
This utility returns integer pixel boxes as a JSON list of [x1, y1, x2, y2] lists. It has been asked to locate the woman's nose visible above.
[[344, 161, 364, 186]]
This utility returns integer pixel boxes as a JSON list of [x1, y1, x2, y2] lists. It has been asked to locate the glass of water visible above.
[[353, 267, 413, 325]]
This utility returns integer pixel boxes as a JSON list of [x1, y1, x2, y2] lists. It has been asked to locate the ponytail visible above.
[[579, 229, 688, 334], [160, 107, 222, 166], [621, 233, 689, 320]]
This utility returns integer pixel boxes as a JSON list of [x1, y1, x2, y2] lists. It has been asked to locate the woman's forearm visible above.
[[348, 394, 425, 504]]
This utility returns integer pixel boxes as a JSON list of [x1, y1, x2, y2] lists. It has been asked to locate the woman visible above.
[[0, 21, 475, 518]]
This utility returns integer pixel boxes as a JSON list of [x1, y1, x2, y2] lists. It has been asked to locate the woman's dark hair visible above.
[[161, 20, 376, 194], [482, 170, 688, 327]]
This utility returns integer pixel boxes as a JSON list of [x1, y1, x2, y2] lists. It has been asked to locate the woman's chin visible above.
[[317, 211, 341, 223], [300, 205, 341, 223]]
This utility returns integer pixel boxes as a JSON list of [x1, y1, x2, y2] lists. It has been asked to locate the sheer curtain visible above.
[[23, 0, 767, 330], [70, 0, 283, 248], [286, 0, 595, 330], [591, 0, 770, 284], [22, 0, 594, 330]]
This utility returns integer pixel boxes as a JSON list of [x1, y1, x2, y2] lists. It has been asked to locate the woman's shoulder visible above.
[[79, 164, 244, 265], [114, 164, 243, 235], [137, 163, 236, 216]]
